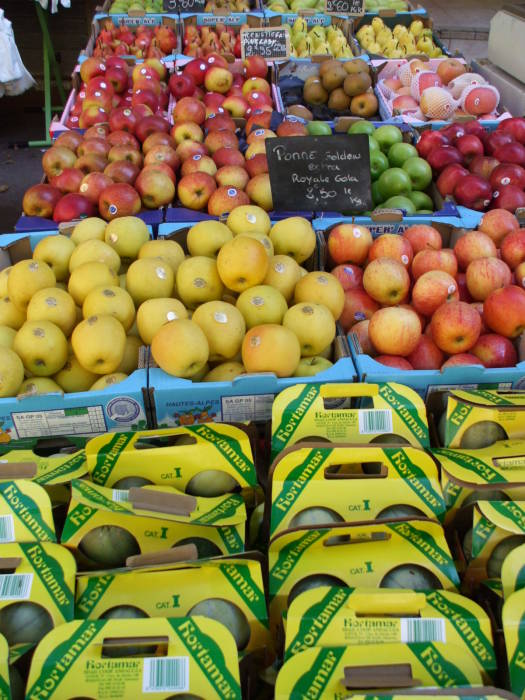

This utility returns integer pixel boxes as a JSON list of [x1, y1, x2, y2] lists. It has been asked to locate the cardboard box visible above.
[[503, 587, 525, 700], [284, 586, 496, 678], [26, 616, 242, 699], [179, 12, 265, 59], [269, 443, 445, 536], [0, 232, 151, 439], [0, 480, 56, 544], [501, 541, 525, 600]]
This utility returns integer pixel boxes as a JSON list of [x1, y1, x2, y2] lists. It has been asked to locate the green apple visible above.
[[417, 209, 434, 214], [374, 125, 403, 153], [294, 356, 333, 377], [370, 151, 389, 181], [348, 121, 376, 135], [382, 195, 417, 215], [372, 180, 383, 205], [403, 156, 433, 191], [377, 167, 412, 200], [387, 142, 418, 168], [368, 136, 381, 153], [408, 191, 434, 211], [307, 121, 332, 136]]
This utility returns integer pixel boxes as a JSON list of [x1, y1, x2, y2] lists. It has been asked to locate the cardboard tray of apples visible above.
[[179, 13, 265, 60], [79, 15, 181, 64], [375, 56, 513, 127], [314, 211, 525, 394]]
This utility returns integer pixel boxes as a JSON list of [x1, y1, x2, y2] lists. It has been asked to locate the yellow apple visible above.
[[294, 356, 333, 377], [138, 239, 185, 275], [18, 377, 62, 395], [187, 221, 233, 258], [105, 216, 150, 260], [0, 298, 25, 330], [68, 262, 118, 306], [283, 302, 336, 356], [126, 258, 175, 305], [227, 205, 271, 236], [236, 285, 288, 329], [241, 231, 274, 257], [192, 301, 246, 361], [0, 348, 24, 397], [136, 298, 188, 345], [72, 315, 126, 374], [263, 255, 302, 302], [204, 362, 246, 382], [294, 272, 345, 320], [69, 239, 120, 273], [188, 363, 210, 382], [54, 354, 98, 393], [26, 287, 77, 337], [270, 217, 317, 263], [176, 257, 224, 309], [242, 324, 300, 377], [83, 286, 136, 331], [7, 260, 56, 311], [71, 217, 107, 244], [14, 320, 68, 376], [0, 268, 11, 296], [33, 234, 76, 282], [151, 319, 209, 378], [0, 326, 16, 349], [90, 373, 128, 391], [217, 236, 269, 292], [117, 335, 142, 374]]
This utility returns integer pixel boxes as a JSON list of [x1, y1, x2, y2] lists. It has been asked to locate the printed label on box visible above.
[[11, 407, 107, 438], [221, 394, 275, 422]]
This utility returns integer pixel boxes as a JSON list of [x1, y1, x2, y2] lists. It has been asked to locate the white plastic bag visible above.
[[0, 9, 35, 97]]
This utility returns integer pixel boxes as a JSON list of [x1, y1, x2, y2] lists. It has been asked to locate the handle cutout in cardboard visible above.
[[133, 435, 197, 450], [350, 591, 425, 617], [342, 663, 420, 689], [0, 462, 37, 478], [0, 557, 22, 572], [324, 463, 388, 479], [126, 544, 198, 568], [129, 488, 197, 516], [101, 635, 168, 658], [324, 531, 390, 547]]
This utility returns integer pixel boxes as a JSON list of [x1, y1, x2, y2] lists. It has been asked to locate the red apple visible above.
[[456, 272, 472, 303], [54, 131, 83, 153], [106, 66, 128, 94], [135, 169, 175, 208], [493, 142, 525, 167], [131, 89, 159, 113], [135, 115, 170, 142], [416, 130, 450, 159], [484, 285, 525, 337], [79, 57, 106, 84], [368, 233, 413, 268], [108, 144, 143, 167], [79, 105, 109, 129], [181, 154, 217, 177], [331, 264, 363, 291], [403, 224, 442, 254], [144, 145, 179, 171], [223, 95, 249, 118], [478, 208, 520, 246], [169, 73, 196, 99], [339, 288, 379, 332], [108, 107, 137, 133], [52, 193, 95, 223], [98, 183, 141, 220], [204, 113, 236, 132], [208, 186, 250, 216], [328, 224, 372, 266], [204, 130, 239, 154], [215, 165, 249, 190], [75, 153, 108, 174], [350, 319, 375, 356], [412, 248, 458, 280], [182, 59, 208, 86], [22, 184, 61, 218], [104, 160, 140, 185], [441, 353, 482, 368], [469, 155, 500, 180], [171, 121, 204, 144], [490, 163, 525, 191], [243, 56, 267, 79], [205, 53, 229, 69], [465, 256, 512, 301], [203, 92, 225, 111], [454, 174, 493, 211], [501, 229, 525, 269], [427, 145, 464, 173], [175, 140, 208, 162], [454, 231, 497, 270], [412, 270, 459, 317], [441, 124, 466, 142], [173, 96, 206, 125], [436, 163, 469, 197], [42, 146, 76, 178], [213, 147, 245, 169], [498, 117, 525, 145], [471, 333, 517, 368], [407, 335, 444, 370], [245, 153, 268, 177], [142, 131, 176, 155], [79, 171, 113, 204], [491, 185, 525, 213], [430, 300, 481, 354], [485, 131, 514, 155], [455, 134, 484, 162], [374, 355, 413, 370], [177, 172, 216, 210], [50, 168, 84, 194], [77, 138, 111, 158], [141, 163, 176, 185]]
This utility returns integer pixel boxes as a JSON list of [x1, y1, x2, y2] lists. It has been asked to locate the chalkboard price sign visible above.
[[240, 28, 290, 61], [163, 0, 206, 10], [324, 0, 365, 15], [266, 134, 372, 212]]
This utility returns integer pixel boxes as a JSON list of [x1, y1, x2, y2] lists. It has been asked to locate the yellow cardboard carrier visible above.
[[274, 642, 483, 699], [442, 390, 525, 449], [284, 586, 496, 678], [0, 480, 55, 544], [0, 635, 9, 700], [75, 555, 271, 656], [85, 424, 257, 495], [503, 587, 525, 700], [61, 479, 247, 570], [433, 441, 525, 524], [270, 444, 446, 536], [348, 691, 519, 700], [502, 543, 525, 599], [468, 501, 525, 585], [25, 616, 242, 699], [271, 383, 430, 460], [268, 519, 460, 633]]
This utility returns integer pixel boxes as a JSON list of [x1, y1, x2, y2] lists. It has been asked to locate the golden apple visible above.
[[242, 324, 301, 377], [71, 217, 107, 244], [117, 335, 142, 374], [227, 205, 271, 236], [151, 319, 209, 378], [8, 260, 56, 311], [236, 285, 288, 328], [26, 287, 77, 337], [14, 320, 68, 376], [294, 272, 345, 320], [136, 298, 188, 345], [263, 255, 302, 302], [176, 257, 224, 309], [0, 268, 11, 297], [18, 377, 62, 395], [69, 239, 120, 273], [270, 217, 316, 263], [72, 315, 126, 374], [283, 302, 336, 356], [187, 221, 233, 258], [126, 258, 174, 305], [241, 231, 274, 257], [0, 348, 24, 397], [54, 354, 98, 393], [33, 234, 76, 282], [0, 326, 16, 349], [294, 356, 333, 377], [83, 286, 135, 331], [138, 239, 185, 275], [0, 297, 25, 330], [90, 373, 128, 391], [217, 236, 269, 292], [104, 216, 150, 260], [192, 301, 246, 361], [204, 362, 246, 382], [68, 262, 118, 306]]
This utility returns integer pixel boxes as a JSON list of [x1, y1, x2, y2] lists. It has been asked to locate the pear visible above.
[[292, 32, 307, 49], [393, 24, 408, 37], [309, 26, 326, 42], [410, 19, 424, 37], [292, 17, 307, 34], [431, 45, 443, 57], [376, 27, 393, 46], [371, 16, 384, 33], [417, 36, 434, 54]]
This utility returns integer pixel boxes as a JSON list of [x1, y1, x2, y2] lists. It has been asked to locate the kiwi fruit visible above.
[[0, 602, 53, 646], [188, 599, 250, 650], [289, 507, 343, 529], [487, 535, 525, 578], [185, 470, 238, 497], [288, 574, 346, 606], [380, 564, 441, 590], [375, 504, 426, 520], [303, 78, 328, 106], [174, 537, 222, 559], [112, 477, 153, 489], [328, 88, 351, 111], [344, 58, 369, 74], [321, 63, 347, 92], [287, 105, 313, 121], [78, 525, 140, 568]]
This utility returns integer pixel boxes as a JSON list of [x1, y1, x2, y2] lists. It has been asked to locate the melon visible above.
[[100, 606, 148, 620], [459, 421, 508, 449], [375, 504, 426, 520], [0, 602, 53, 646], [112, 477, 153, 489], [369, 434, 410, 445], [380, 564, 441, 589], [188, 599, 250, 650], [288, 574, 346, 606], [487, 535, 525, 578], [289, 507, 343, 529], [79, 525, 140, 568], [174, 538, 222, 559], [185, 471, 239, 497]]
